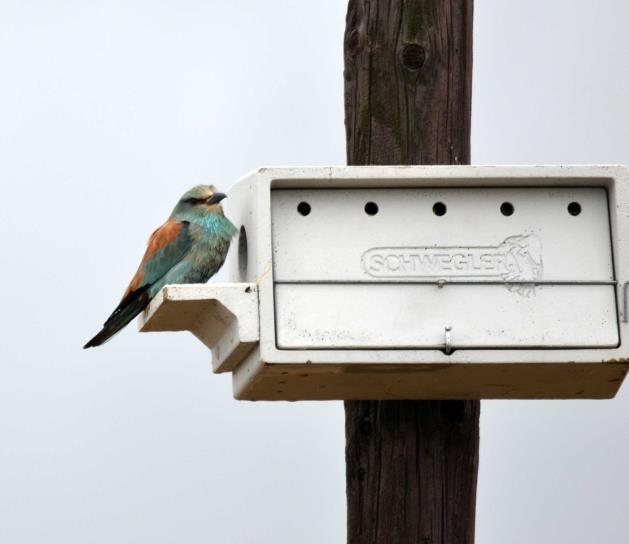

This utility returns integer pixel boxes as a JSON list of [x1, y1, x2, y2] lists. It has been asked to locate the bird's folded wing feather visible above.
[[85, 218, 194, 348], [121, 218, 193, 300]]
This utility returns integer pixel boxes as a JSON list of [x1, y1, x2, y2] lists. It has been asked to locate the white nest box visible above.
[[141, 166, 629, 400]]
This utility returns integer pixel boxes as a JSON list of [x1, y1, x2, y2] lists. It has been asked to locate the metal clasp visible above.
[[444, 326, 453, 355]]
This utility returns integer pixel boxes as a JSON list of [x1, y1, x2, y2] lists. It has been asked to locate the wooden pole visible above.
[[343, 1, 479, 543]]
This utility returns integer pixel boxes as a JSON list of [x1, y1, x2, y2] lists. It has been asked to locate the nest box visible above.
[[140, 166, 629, 400]]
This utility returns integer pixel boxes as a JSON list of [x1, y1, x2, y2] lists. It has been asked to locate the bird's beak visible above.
[[206, 192, 227, 205]]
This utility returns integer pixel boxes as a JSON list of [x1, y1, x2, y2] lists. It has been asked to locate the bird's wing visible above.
[[121, 218, 193, 300], [83, 219, 193, 348]]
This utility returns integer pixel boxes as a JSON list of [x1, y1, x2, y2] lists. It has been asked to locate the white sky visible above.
[[1, 1, 628, 542]]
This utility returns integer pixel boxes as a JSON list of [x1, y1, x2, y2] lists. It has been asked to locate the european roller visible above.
[[84, 185, 237, 348]]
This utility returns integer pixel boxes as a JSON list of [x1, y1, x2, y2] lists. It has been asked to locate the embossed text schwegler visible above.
[[361, 234, 543, 281], [363, 247, 510, 278]]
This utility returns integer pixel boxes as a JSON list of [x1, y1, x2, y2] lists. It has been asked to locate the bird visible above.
[[84, 185, 237, 348]]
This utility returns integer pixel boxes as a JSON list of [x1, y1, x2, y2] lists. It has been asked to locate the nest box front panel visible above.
[[270, 187, 617, 351]]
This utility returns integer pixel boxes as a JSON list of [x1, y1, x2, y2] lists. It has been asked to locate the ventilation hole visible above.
[[364, 202, 379, 215], [568, 202, 581, 216], [433, 202, 447, 216], [238, 226, 248, 281], [500, 202, 514, 216], [297, 201, 311, 216]]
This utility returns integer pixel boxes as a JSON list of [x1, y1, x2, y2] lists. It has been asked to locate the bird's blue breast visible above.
[[193, 212, 238, 242], [148, 212, 236, 297]]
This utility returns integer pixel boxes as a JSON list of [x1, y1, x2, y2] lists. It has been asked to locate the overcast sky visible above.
[[1, 1, 628, 543]]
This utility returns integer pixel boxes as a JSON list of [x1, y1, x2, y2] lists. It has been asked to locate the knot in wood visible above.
[[401, 44, 426, 70], [347, 29, 361, 57]]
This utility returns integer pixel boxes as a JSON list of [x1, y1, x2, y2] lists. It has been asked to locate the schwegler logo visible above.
[[361, 234, 543, 297]]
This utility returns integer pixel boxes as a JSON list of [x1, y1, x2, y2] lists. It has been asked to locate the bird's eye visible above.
[[184, 197, 205, 205]]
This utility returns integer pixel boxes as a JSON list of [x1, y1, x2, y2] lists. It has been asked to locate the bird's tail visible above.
[[83, 286, 151, 349]]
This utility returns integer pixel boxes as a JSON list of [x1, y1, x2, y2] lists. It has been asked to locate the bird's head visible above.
[[171, 185, 228, 220]]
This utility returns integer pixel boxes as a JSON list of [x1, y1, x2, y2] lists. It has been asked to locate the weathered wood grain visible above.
[[344, 0, 473, 166], [343, 1, 479, 543]]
